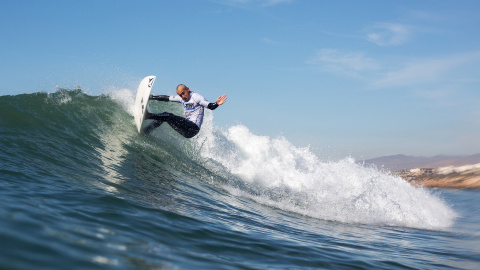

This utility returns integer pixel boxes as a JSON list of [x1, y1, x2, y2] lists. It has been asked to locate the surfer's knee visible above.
[[175, 123, 200, 138], [184, 129, 200, 138]]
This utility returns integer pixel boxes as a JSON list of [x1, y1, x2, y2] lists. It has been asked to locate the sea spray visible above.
[[196, 115, 458, 229], [105, 87, 136, 116]]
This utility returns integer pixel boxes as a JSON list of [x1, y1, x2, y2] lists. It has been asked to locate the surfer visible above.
[[144, 84, 227, 138]]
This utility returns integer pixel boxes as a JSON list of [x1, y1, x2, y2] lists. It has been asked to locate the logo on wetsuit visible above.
[[183, 102, 195, 110]]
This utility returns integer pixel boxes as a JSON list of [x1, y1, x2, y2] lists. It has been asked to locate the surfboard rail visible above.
[[134, 76, 156, 133]]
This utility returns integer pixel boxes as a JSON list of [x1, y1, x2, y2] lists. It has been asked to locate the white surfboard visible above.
[[134, 76, 156, 133]]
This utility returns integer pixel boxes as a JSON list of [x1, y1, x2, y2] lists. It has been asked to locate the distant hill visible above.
[[362, 154, 480, 171]]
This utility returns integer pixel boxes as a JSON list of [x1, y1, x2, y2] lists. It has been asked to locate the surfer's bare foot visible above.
[[144, 110, 151, 120]]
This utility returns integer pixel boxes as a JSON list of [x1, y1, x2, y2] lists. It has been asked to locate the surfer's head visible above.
[[176, 84, 191, 101]]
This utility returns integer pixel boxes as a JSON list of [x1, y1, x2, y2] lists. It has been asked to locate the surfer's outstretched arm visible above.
[[207, 94, 227, 110]]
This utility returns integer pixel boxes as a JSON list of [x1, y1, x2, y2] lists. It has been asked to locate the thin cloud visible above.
[[262, 37, 279, 44], [261, 0, 292, 7], [308, 49, 480, 93], [372, 51, 480, 88], [308, 49, 380, 78], [366, 23, 411, 46]]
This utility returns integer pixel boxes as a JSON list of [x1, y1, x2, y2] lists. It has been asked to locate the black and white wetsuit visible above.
[[148, 92, 219, 138]]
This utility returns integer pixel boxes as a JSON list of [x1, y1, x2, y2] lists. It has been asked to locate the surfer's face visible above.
[[176, 86, 191, 101]]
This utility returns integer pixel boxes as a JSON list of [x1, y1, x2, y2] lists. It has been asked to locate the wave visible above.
[[0, 88, 458, 230], [196, 122, 457, 229]]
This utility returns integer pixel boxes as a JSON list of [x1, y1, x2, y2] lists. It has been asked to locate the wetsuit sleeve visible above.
[[149, 95, 183, 103], [149, 95, 170, 101], [207, 103, 219, 110]]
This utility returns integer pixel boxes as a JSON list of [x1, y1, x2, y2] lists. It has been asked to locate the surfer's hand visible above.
[[216, 95, 227, 105]]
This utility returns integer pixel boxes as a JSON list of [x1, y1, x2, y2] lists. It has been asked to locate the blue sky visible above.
[[1, 0, 479, 159]]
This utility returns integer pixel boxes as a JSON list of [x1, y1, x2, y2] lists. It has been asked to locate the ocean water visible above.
[[0, 89, 479, 269]]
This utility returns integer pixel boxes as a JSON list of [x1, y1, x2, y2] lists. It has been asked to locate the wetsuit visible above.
[[147, 92, 219, 138]]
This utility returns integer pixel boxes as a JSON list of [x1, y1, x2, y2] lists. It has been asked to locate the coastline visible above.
[[393, 163, 480, 189]]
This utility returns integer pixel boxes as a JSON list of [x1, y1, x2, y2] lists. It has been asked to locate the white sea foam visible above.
[[46, 88, 73, 104], [105, 87, 136, 116], [197, 113, 458, 229]]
